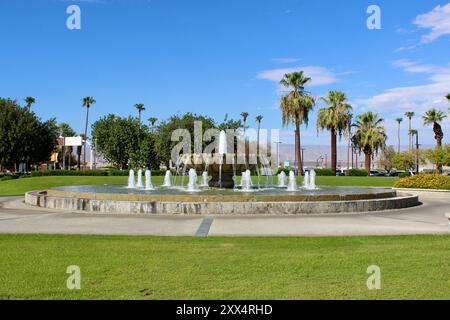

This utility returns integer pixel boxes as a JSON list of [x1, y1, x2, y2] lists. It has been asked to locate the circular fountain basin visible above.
[[25, 185, 419, 215]]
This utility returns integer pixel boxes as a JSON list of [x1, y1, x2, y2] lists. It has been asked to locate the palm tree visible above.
[[423, 109, 446, 147], [346, 113, 353, 172], [148, 117, 158, 132], [423, 108, 446, 174], [24, 97, 35, 110], [317, 91, 352, 175], [240, 112, 249, 136], [395, 117, 403, 153], [58, 123, 76, 170], [280, 71, 315, 175], [135, 103, 146, 127], [404, 112, 414, 150], [82, 97, 96, 170], [352, 112, 387, 173], [446, 93, 450, 102], [255, 115, 263, 156]]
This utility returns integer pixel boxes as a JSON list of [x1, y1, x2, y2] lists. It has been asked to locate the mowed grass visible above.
[[0, 234, 449, 300], [0, 175, 398, 196]]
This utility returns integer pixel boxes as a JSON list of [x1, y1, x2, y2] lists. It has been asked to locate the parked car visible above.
[[389, 171, 411, 177]]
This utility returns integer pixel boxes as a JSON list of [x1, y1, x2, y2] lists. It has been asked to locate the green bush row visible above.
[[314, 168, 335, 176], [30, 169, 169, 177], [346, 169, 368, 176]]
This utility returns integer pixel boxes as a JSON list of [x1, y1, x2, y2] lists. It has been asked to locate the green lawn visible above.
[[0, 234, 449, 300], [0, 176, 398, 196]]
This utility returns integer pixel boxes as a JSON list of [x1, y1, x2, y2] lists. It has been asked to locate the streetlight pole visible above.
[[415, 131, 420, 174]]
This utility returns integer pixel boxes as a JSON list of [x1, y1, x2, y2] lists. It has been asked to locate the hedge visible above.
[[347, 169, 369, 176], [314, 168, 335, 176], [30, 169, 169, 177], [394, 174, 450, 190]]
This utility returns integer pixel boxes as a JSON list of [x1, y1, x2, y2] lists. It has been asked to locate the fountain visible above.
[[303, 169, 317, 190], [186, 168, 199, 192], [278, 171, 286, 187], [136, 169, 144, 188], [287, 170, 297, 191], [200, 171, 209, 187], [145, 170, 154, 190], [30, 126, 419, 215], [127, 169, 135, 188], [240, 170, 253, 192], [163, 170, 172, 187]]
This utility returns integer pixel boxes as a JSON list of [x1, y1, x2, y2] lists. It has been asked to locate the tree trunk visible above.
[[364, 153, 371, 173], [83, 106, 90, 170], [398, 123, 401, 153], [331, 128, 337, 175], [408, 119, 412, 151], [68, 147, 72, 170], [256, 123, 260, 157], [295, 121, 302, 176]]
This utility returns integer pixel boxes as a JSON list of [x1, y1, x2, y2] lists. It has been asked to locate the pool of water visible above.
[[52, 184, 393, 196]]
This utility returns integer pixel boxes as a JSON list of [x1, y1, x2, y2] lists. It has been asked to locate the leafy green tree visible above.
[[154, 113, 215, 167], [393, 151, 415, 171], [377, 146, 395, 172], [352, 112, 387, 173], [92, 115, 152, 169], [426, 146, 450, 173], [279, 71, 315, 175], [82, 97, 96, 169], [0, 98, 57, 171], [317, 90, 352, 175]]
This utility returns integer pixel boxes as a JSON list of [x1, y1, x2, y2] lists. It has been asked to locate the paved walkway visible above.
[[0, 191, 449, 237]]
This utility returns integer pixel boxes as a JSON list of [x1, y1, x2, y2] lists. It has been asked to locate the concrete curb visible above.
[[25, 190, 420, 215]]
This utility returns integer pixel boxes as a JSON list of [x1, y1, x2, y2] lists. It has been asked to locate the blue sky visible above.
[[1, 0, 449, 146]]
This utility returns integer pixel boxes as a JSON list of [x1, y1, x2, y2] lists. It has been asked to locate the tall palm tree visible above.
[[82, 97, 96, 170], [404, 112, 414, 150], [352, 112, 387, 173], [317, 91, 352, 175], [135, 103, 146, 127], [24, 97, 35, 110], [423, 108, 446, 174], [240, 112, 249, 136], [255, 115, 263, 156], [148, 117, 158, 132], [279, 71, 315, 175], [395, 117, 403, 153], [423, 109, 446, 147]]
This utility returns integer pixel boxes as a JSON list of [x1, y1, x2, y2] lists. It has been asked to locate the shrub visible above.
[[398, 173, 410, 178], [314, 168, 334, 176], [347, 169, 368, 176], [275, 168, 290, 175], [394, 174, 450, 190]]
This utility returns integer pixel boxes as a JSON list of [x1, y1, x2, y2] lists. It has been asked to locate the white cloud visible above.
[[257, 66, 339, 87], [414, 4, 450, 43], [354, 61, 450, 115]]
